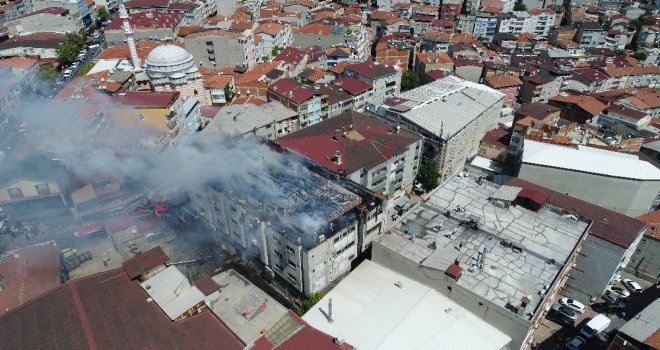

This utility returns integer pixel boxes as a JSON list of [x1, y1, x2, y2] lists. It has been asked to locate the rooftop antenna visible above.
[[119, 0, 142, 72]]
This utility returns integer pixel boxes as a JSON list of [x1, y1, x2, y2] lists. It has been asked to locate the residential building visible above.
[[277, 111, 423, 199], [607, 299, 660, 350], [484, 74, 522, 107], [185, 29, 258, 69], [473, 12, 498, 41], [0, 178, 68, 219], [333, 77, 373, 112], [302, 260, 512, 350], [637, 25, 660, 49], [519, 75, 562, 103], [566, 69, 610, 92], [602, 65, 660, 90], [373, 175, 590, 350], [597, 104, 652, 130], [411, 14, 435, 35], [527, 8, 556, 36], [478, 124, 510, 163], [414, 52, 454, 78], [273, 47, 307, 77], [187, 148, 386, 295], [452, 59, 483, 83], [0, 57, 39, 148], [372, 76, 504, 181], [548, 95, 607, 123], [204, 102, 299, 139], [255, 21, 293, 59], [575, 21, 607, 48], [514, 102, 562, 125], [104, 12, 183, 45], [30, 0, 91, 29], [619, 88, 660, 119], [203, 74, 233, 106], [344, 61, 401, 106], [268, 78, 327, 128], [293, 22, 370, 61], [518, 139, 660, 216], [497, 11, 532, 36]]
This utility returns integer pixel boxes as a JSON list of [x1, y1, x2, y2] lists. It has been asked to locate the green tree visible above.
[[271, 45, 282, 57], [634, 51, 648, 61], [513, 0, 527, 11], [296, 292, 323, 316], [37, 64, 59, 82], [79, 61, 94, 76], [224, 85, 233, 103], [401, 70, 421, 92], [97, 6, 111, 22], [418, 158, 439, 191], [614, 48, 626, 55], [56, 32, 84, 66]]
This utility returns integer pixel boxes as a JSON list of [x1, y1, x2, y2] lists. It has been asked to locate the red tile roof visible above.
[[485, 74, 522, 89], [121, 246, 169, 279], [15, 6, 68, 19], [506, 178, 646, 248], [345, 60, 396, 80], [105, 11, 182, 30], [274, 47, 306, 64], [110, 91, 179, 108], [277, 111, 421, 174], [124, 0, 168, 8], [0, 56, 37, 70], [481, 124, 510, 148], [335, 76, 371, 96], [232, 95, 267, 106], [0, 267, 245, 349], [269, 79, 315, 103], [0, 243, 61, 317]]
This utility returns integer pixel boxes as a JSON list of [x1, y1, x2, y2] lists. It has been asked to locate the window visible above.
[[274, 250, 282, 258], [34, 183, 51, 196], [287, 273, 297, 281], [286, 245, 295, 254], [288, 259, 297, 268], [7, 187, 23, 200]]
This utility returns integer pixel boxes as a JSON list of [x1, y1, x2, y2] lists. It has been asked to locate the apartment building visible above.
[[255, 21, 293, 59], [188, 149, 386, 295], [185, 29, 258, 69], [293, 21, 370, 61], [344, 60, 401, 106], [30, 0, 91, 29], [268, 79, 327, 128], [277, 111, 423, 199]]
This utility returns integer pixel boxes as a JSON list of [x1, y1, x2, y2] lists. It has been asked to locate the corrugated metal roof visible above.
[[619, 298, 660, 344], [302, 260, 511, 350], [397, 76, 504, 139], [140, 266, 205, 320], [522, 140, 660, 180]]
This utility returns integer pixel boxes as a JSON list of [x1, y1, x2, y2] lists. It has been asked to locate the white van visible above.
[[579, 314, 611, 340]]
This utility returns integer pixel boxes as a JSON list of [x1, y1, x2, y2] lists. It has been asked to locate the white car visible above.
[[608, 286, 631, 299], [622, 279, 642, 294], [559, 298, 586, 314]]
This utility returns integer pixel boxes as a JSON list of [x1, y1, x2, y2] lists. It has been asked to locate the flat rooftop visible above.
[[378, 175, 588, 316], [302, 260, 511, 350], [207, 269, 288, 344]]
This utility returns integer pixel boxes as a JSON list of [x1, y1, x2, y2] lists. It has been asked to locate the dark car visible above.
[[547, 303, 577, 327]]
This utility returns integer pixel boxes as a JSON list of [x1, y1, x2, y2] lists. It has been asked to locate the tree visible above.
[[97, 6, 111, 22], [271, 45, 282, 57], [418, 158, 438, 191], [38, 64, 59, 82], [296, 292, 323, 316], [401, 70, 420, 92], [79, 61, 94, 76], [614, 48, 626, 56], [224, 85, 234, 104], [513, 0, 527, 11], [56, 32, 84, 66], [634, 51, 648, 61]]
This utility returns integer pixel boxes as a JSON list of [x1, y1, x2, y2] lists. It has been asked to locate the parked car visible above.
[[608, 286, 630, 299], [622, 279, 642, 294], [559, 298, 586, 314], [565, 336, 586, 350], [602, 290, 619, 304], [62, 68, 73, 79], [547, 304, 577, 327], [579, 314, 611, 340]]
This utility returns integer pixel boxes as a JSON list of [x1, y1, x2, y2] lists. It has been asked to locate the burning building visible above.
[[188, 146, 386, 295]]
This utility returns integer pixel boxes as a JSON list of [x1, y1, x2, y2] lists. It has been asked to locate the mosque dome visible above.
[[146, 45, 193, 67]]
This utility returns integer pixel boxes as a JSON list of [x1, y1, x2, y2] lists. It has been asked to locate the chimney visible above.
[[328, 298, 334, 322], [333, 336, 344, 345], [332, 151, 342, 165]]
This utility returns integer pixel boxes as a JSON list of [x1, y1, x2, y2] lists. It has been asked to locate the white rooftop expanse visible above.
[[397, 76, 504, 139], [87, 59, 135, 75], [140, 265, 205, 320], [523, 140, 660, 180], [302, 260, 511, 350]]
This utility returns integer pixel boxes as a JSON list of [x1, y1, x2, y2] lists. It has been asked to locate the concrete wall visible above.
[[105, 28, 176, 46], [293, 32, 344, 50], [518, 163, 660, 217], [372, 241, 527, 350]]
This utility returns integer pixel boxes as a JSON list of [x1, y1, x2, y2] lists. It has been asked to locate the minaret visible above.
[[119, 0, 141, 71]]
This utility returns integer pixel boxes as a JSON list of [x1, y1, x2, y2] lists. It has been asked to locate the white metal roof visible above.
[[619, 298, 660, 343], [302, 260, 511, 350], [397, 76, 504, 139], [140, 266, 205, 320], [522, 140, 660, 180], [470, 155, 504, 173]]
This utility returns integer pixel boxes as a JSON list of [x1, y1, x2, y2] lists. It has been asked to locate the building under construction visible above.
[[188, 147, 386, 295]]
